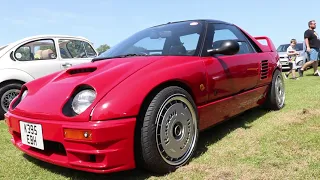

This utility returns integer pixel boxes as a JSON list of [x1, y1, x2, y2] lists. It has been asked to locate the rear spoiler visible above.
[[254, 36, 277, 52], [233, 25, 277, 53]]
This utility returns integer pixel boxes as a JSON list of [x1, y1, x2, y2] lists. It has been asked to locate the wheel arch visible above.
[[0, 79, 26, 88], [137, 79, 196, 121], [0, 69, 34, 88], [273, 67, 282, 76], [0, 79, 26, 117]]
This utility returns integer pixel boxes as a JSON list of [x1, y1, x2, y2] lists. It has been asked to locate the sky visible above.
[[1, 0, 320, 48]]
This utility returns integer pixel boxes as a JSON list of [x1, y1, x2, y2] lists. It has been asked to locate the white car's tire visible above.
[[0, 83, 22, 119]]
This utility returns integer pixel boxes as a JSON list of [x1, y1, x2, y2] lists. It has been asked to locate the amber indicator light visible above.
[[63, 129, 92, 141]]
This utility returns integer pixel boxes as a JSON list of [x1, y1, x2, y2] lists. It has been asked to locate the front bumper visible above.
[[4, 112, 136, 174], [280, 60, 290, 69]]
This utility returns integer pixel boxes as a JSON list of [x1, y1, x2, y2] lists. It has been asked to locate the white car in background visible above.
[[276, 42, 308, 70], [0, 35, 98, 118]]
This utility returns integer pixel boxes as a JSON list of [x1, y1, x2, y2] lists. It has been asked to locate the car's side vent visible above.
[[261, 60, 269, 79], [67, 67, 97, 75]]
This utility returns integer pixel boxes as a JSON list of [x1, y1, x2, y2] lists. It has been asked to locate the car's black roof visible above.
[[150, 19, 233, 28]]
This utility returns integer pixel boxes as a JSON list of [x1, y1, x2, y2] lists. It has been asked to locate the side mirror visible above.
[[207, 40, 240, 56]]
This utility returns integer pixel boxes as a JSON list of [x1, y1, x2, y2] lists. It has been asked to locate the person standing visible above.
[[299, 20, 320, 76]]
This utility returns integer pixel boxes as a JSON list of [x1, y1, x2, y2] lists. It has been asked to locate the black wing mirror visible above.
[[207, 40, 240, 56]]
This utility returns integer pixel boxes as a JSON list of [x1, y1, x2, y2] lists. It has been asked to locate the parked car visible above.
[[276, 42, 308, 70], [5, 19, 284, 174], [0, 35, 98, 118]]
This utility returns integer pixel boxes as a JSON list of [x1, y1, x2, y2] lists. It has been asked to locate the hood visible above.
[[12, 56, 164, 121], [277, 52, 287, 57]]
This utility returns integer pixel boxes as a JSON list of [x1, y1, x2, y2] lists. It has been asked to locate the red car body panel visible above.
[[198, 52, 274, 130], [90, 56, 208, 121], [5, 112, 136, 173], [198, 86, 268, 129], [9, 57, 161, 121], [5, 20, 281, 174]]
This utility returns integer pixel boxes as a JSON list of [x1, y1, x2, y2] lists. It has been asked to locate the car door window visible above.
[[59, 39, 90, 59], [206, 23, 255, 56], [180, 33, 200, 55], [14, 39, 57, 61]]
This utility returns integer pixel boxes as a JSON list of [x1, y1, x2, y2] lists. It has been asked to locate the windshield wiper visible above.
[[91, 53, 148, 62]]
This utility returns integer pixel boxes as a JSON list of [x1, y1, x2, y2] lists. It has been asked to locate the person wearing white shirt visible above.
[[284, 39, 300, 80]]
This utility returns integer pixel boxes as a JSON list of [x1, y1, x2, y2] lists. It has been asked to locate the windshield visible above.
[[277, 43, 304, 52], [0, 45, 8, 51], [98, 21, 203, 58]]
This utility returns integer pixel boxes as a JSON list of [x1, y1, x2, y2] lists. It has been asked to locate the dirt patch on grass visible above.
[[270, 108, 320, 126]]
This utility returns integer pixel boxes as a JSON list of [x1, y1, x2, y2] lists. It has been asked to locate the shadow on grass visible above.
[[23, 107, 268, 180], [23, 153, 153, 180], [193, 106, 268, 158], [305, 74, 318, 77]]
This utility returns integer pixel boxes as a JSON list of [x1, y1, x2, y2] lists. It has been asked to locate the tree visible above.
[[96, 44, 110, 55]]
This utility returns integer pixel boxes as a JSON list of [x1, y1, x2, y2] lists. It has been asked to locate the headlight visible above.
[[71, 89, 96, 115], [21, 90, 28, 100]]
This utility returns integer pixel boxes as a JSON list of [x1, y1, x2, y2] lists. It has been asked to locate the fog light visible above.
[[64, 129, 92, 141]]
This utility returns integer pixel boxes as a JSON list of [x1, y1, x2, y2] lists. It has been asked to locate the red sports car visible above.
[[5, 19, 285, 174]]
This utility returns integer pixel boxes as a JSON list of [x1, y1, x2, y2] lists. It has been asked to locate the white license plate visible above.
[[20, 121, 44, 150]]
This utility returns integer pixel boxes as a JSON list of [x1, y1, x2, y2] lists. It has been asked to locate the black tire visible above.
[[263, 69, 285, 110], [0, 83, 22, 119], [136, 86, 199, 174]]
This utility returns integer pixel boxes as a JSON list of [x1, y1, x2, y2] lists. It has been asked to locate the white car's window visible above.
[[58, 39, 95, 59], [277, 43, 304, 52], [15, 39, 57, 61], [83, 41, 97, 58]]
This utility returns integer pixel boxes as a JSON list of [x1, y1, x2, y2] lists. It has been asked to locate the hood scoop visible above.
[[67, 67, 97, 75]]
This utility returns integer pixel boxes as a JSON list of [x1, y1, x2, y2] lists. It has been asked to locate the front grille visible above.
[[13, 131, 67, 156], [29, 140, 67, 156]]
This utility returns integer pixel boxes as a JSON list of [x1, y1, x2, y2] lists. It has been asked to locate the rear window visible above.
[[277, 43, 304, 52]]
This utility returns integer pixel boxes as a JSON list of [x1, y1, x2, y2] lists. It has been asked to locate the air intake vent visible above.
[[261, 60, 269, 79], [67, 67, 97, 75]]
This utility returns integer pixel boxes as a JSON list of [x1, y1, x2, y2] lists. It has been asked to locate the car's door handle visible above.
[[62, 63, 72, 68]]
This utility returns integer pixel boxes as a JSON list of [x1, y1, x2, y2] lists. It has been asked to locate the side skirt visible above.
[[197, 85, 269, 131]]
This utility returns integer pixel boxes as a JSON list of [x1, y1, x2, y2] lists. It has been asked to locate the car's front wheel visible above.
[[137, 86, 199, 174], [0, 83, 22, 119]]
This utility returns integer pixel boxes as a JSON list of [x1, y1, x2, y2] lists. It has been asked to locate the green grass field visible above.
[[1, 70, 320, 180]]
